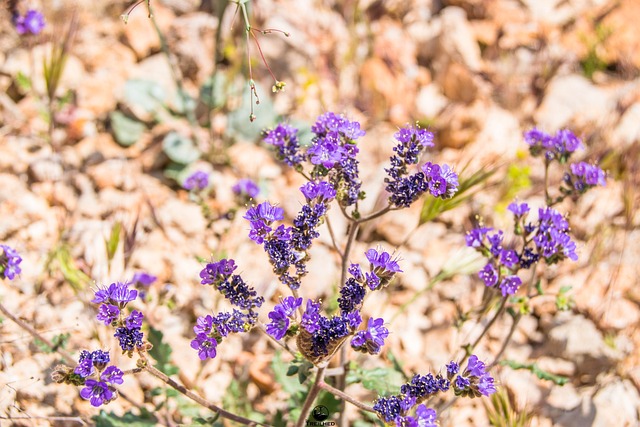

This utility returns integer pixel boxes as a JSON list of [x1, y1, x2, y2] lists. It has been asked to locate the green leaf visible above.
[[271, 352, 306, 397], [420, 165, 496, 224], [15, 71, 32, 92], [49, 244, 90, 292], [34, 332, 70, 353], [124, 79, 167, 115], [93, 410, 157, 427], [110, 111, 146, 146], [162, 132, 201, 164], [106, 221, 122, 262], [501, 360, 569, 385], [200, 73, 228, 109], [347, 367, 403, 395], [147, 327, 179, 376]]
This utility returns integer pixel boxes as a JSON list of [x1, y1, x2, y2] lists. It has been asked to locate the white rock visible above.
[[592, 380, 640, 427], [438, 7, 482, 72], [416, 84, 449, 118], [612, 102, 640, 148], [535, 74, 616, 131]]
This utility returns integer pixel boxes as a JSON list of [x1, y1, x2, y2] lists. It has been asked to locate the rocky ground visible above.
[[0, 0, 639, 426]]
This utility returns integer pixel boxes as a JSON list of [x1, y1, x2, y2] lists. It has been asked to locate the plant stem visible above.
[[139, 352, 269, 426], [318, 381, 376, 413], [0, 302, 74, 364], [460, 296, 508, 366], [295, 366, 326, 427], [488, 312, 522, 369]]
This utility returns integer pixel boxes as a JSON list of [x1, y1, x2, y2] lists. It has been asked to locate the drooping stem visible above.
[[460, 296, 508, 366], [0, 302, 74, 364], [318, 381, 376, 413], [295, 366, 326, 427], [139, 352, 269, 426]]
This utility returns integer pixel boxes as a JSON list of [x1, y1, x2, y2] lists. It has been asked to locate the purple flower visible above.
[[244, 201, 284, 225], [300, 181, 336, 202], [311, 112, 365, 140], [338, 278, 366, 313], [446, 361, 460, 376], [132, 272, 157, 287], [466, 355, 487, 377], [507, 202, 530, 217], [100, 366, 124, 385], [114, 326, 144, 352], [455, 375, 470, 389], [183, 170, 209, 191], [92, 282, 138, 307], [124, 310, 144, 328], [499, 275, 522, 296], [200, 259, 237, 285], [74, 351, 95, 377], [279, 296, 303, 317], [194, 315, 213, 335], [373, 395, 403, 423], [350, 317, 389, 355], [415, 405, 438, 427], [232, 178, 260, 199], [365, 248, 402, 275], [478, 263, 498, 287], [0, 244, 22, 280], [499, 249, 519, 269], [524, 128, 583, 161], [478, 373, 497, 396], [307, 134, 346, 168], [465, 227, 492, 248], [91, 350, 110, 370], [348, 263, 363, 281], [265, 306, 289, 340], [301, 299, 322, 333], [96, 304, 120, 326], [80, 379, 114, 407], [263, 123, 303, 166], [14, 10, 45, 35], [394, 125, 434, 149], [190, 333, 218, 360]]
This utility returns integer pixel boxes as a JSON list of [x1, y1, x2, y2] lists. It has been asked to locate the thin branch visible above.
[[139, 353, 269, 426], [0, 302, 74, 364], [318, 381, 376, 413], [0, 416, 86, 425], [295, 366, 326, 427], [257, 322, 297, 357], [460, 296, 508, 366]]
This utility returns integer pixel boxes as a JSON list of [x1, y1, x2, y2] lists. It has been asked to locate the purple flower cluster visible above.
[[232, 178, 260, 201], [193, 259, 264, 360], [467, 202, 577, 295], [1, 244, 22, 280], [92, 282, 144, 354], [183, 170, 209, 191], [244, 194, 331, 290], [385, 125, 458, 208], [451, 355, 497, 398], [73, 350, 124, 407], [13, 9, 45, 35], [307, 113, 365, 207], [263, 123, 303, 167], [563, 162, 606, 194], [524, 128, 583, 163], [297, 299, 362, 362], [374, 356, 495, 425]]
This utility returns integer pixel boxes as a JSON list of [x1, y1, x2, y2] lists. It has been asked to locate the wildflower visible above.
[[465, 227, 492, 248], [0, 244, 22, 280], [200, 259, 237, 285], [124, 310, 144, 328], [524, 128, 583, 162], [499, 275, 522, 296], [414, 405, 438, 427], [564, 162, 606, 193], [300, 299, 322, 334], [478, 263, 498, 287], [114, 326, 144, 352], [265, 306, 289, 340], [338, 278, 366, 313], [533, 207, 577, 262], [351, 317, 389, 355], [263, 123, 303, 166], [507, 201, 530, 217], [80, 379, 114, 407], [499, 249, 519, 269], [300, 181, 336, 202], [132, 272, 157, 287], [13, 10, 45, 35], [232, 178, 260, 199], [92, 282, 138, 308], [365, 248, 402, 286], [452, 354, 497, 398], [183, 171, 209, 191], [96, 304, 120, 326]]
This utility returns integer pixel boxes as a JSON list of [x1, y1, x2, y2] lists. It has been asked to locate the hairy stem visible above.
[[139, 353, 268, 426], [318, 381, 376, 413], [295, 366, 326, 427]]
